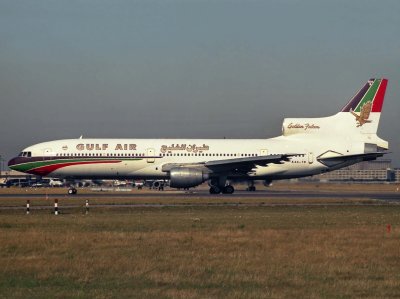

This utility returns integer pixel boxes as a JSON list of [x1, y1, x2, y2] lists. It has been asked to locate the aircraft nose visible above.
[[8, 157, 19, 170]]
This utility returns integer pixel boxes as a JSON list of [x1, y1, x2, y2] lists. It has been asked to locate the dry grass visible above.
[[0, 196, 380, 209], [1, 204, 400, 298]]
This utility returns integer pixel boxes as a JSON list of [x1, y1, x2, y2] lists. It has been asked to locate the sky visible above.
[[1, 0, 399, 167]]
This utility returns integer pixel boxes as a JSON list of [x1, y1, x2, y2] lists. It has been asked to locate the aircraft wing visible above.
[[162, 154, 294, 174], [204, 154, 293, 173]]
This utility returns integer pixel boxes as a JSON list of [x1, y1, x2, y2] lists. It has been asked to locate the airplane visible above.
[[8, 78, 389, 195]]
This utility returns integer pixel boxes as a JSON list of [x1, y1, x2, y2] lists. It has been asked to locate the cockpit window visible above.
[[18, 151, 32, 157]]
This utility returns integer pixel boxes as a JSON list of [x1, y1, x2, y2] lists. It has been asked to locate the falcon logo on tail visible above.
[[350, 101, 372, 127]]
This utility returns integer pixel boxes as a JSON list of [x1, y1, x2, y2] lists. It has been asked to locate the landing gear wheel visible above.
[[222, 185, 235, 194], [249, 186, 256, 192], [209, 186, 221, 194], [68, 188, 77, 195]]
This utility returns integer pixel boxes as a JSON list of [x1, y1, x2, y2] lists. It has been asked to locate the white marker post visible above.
[[26, 200, 30, 215], [54, 199, 59, 215], [85, 199, 89, 215]]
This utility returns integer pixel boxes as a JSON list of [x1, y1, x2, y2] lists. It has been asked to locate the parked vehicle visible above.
[[49, 179, 64, 187], [5, 179, 31, 188]]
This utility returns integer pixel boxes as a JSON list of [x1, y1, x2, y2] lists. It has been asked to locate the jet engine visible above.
[[169, 168, 209, 188]]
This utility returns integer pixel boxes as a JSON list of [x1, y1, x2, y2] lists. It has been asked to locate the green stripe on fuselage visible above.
[[354, 79, 381, 112], [11, 158, 142, 173]]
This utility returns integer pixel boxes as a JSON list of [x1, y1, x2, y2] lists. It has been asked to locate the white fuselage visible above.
[[16, 134, 362, 180]]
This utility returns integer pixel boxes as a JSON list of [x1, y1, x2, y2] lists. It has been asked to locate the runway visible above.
[[0, 189, 399, 211], [0, 189, 399, 200]]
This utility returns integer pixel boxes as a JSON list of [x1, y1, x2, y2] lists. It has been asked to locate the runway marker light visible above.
[[26, 200, 30, 215], [85, 199, 89, 215]]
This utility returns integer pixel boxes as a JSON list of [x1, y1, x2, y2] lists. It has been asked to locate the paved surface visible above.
[[0, 189, 399, 200], [0, 189, 399, 210]]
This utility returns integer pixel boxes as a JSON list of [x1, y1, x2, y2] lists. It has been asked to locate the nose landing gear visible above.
[[68, 187, 77, 195]]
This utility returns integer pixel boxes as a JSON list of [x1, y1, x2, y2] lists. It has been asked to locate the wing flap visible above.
[[206, 154, 294, 174], [162, 154, 294, 175], [206, 154, 290, 167]]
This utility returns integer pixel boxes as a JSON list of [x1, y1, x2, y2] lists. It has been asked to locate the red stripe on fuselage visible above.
[[27, 160, 122, 176], [372, 79, 388, 112]]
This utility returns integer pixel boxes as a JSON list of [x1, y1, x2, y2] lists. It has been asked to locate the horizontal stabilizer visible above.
[[317, 152, 386, 168]]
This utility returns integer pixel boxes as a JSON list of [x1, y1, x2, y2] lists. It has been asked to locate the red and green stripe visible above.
[[353, 79, 380, 112], [11, 158, 142, 176], [341, 78, 387, 113]]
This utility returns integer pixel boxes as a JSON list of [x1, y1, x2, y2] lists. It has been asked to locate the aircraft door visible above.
[[308, 152, 314, 164], [146, 148, 155, 163], [260, 149, 268, 156]]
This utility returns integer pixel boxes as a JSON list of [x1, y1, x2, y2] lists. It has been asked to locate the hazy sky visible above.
[[1, 0, 399, 166]]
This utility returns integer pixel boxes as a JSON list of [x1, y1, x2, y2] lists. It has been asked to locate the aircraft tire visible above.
[[68, 188, 77, 195], [209, 186, 221, 194], [222, 185, 234, 194]]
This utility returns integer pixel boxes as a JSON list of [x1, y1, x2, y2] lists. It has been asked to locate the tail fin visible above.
[[340, 78, 388, 132], [282, 78, 389, 148]]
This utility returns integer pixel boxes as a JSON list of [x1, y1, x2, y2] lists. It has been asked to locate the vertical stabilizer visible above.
[[282, 78, 388, 150], [340, 78, 388, 133]]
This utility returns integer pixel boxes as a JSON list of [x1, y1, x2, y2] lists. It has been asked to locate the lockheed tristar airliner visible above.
[[8, 78, 389, 194]]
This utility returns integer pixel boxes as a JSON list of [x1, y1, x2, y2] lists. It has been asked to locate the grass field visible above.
[[1, 184, 400, 298]]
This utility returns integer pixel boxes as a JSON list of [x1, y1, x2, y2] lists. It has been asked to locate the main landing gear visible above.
[[246, 181, 256, 192], [208, 177, 235, 194], [209, 185, 235, 194], [247, 186, 256, 192]]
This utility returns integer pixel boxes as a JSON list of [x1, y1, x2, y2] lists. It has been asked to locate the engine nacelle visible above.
[[169, 168, 208, 188]]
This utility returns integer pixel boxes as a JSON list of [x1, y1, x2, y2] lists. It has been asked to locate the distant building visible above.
[[309, 159, 399, 182], [394, 169, 400, 182], [1, 170, 34, 179]]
